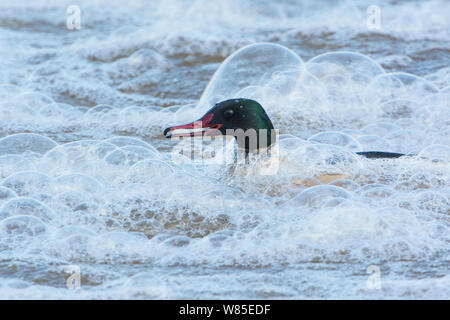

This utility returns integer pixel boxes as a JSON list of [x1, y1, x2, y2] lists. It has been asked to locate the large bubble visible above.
[[105, 146, 160, 167], [0, 186, 16, 202], [305, 51, 385, 122], [0, 83, 22, 101], [308, 131, 361, 152], [15, 92, 57, 110], [53, 174, 105, 195], [376, 99, 419, 120], [413, 93, 450, 130], [279, 143, 363, 180], [307, 51, 385, 84], [284, 185, 352, 209], [413, 190, 449, 215], [120, 159, 175, 185], [0, 155, 35, 180], [108, 48, 172, 93], [264, 174, 320, 201], [39, 140, 118, 179], [418, 144, 450, 164], [357, 135, 391, 151], [364, 72, 439, 106], [0, 215, 47, 237], [197, 42, 305, 114], [84, 104, 119, 122], [0, 133, 57, 156], [361, 122, 402, 137], [2, 171, 53, 198], [0, 197, 55, 222], [104, 136, 157, 152], [0, 101, 37, 122]]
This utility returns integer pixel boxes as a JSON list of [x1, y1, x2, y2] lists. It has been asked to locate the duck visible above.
[[163, 98, 405, 159]]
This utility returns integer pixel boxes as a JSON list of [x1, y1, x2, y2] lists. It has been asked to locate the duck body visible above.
[[164, 98, 405, 159]]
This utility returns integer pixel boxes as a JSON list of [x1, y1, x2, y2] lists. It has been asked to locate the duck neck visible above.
[[233, 128, 276, 153]]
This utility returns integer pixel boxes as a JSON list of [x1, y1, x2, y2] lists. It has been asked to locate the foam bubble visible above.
[[279, 143, 363, 181], [284, 185, 352, 209], [52, 226, 96, 240], [88, 231, 149, 262], [105, 146, 160, 167], [264, 174, 320, 201], [104, 136, 157, 151], [0, 83, 22, 101], [198, 42, 304, 114], [54, 191, 92, 210], [0, 215, 47, 237], [84, 105, 118, 122], [307, 51, 384, 86], [308, 131, 361, 152], [361, 122, 402, 137], [0, 186, 16, 201], [357, 135, 391, 151], [329, 179, 360, 192], [418, 144, 450, 163], [277, 137, 309, 151], [110, 48, 172, 93], [0, 101, 37, 122], [39, 140, 118, 178], [377, 99, 419, 120], [15, 92, 57, 109], [413, 190, 449, 215], [39, 103, 66, 118], [364, 72, 439, 106], [121, 159, 175, 185], [360, 185, 395, 198], [414, 93, 450, 130], [0, 155, 35, 180], [0, 197, 55, 222], [0, 133, 57, 155], [53, 174, 104, 195], [123, 272, 174, 299], [385, 129, 427, 153], [2, 171, 53, 198], [420, 92, 450, 108]]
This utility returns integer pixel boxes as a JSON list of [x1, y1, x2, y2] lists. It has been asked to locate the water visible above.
[[0, 0, 449, 299]]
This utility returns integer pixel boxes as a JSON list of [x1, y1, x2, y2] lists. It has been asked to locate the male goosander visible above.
[[164, 98, 405, 158]]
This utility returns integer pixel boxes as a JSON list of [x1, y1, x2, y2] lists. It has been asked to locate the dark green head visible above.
[[163, 98, 275, 152]]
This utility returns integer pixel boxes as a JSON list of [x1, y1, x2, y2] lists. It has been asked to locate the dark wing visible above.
[[356, 151, 406, 159]]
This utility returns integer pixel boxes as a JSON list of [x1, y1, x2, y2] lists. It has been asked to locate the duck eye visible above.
[[223, 109, 234, 118]]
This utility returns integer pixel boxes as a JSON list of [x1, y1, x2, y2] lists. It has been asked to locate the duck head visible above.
[[164, 99, 276, 152]]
